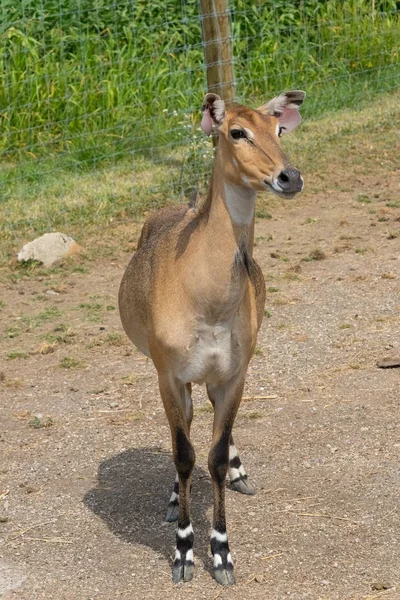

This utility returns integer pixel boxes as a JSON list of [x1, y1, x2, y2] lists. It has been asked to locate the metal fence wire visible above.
[[0, 0, 399, 248]]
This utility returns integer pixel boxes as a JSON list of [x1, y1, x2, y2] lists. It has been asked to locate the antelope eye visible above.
[[230, 129, 246, 140]]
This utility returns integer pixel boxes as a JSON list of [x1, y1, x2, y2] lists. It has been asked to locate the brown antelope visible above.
[[119, 89, 305, 585]]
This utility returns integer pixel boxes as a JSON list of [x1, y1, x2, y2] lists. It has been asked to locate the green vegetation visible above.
[[59, 356, 86, 369], [7, 351, 28, 360], [44, 325, 75, 344], [1, 89, 399, 269], [0, 0, 398, 164], [356, 195, 372, 203], [79, 301, 115, 321], [303, 248, 327, 261], [5, 327, 20, 338], [29, 415, 54, 429]]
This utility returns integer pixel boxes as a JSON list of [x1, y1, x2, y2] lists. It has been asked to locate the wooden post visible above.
[[200, 0, 236, 144]]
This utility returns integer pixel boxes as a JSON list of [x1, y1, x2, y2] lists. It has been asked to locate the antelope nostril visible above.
[[278, 170, 290, 184], [277, 168, 302, 191]]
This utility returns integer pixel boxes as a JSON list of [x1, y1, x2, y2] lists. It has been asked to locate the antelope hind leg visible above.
[[228, 437, 255, 495], [207, 384, 255, 495]]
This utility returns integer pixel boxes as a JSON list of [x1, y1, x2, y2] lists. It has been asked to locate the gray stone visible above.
[[18, 232, 81, 267]]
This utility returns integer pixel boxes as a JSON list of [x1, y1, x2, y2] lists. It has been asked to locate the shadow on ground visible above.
[[84, 448, 213, 568]]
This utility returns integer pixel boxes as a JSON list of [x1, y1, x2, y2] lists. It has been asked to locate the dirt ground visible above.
[[1, 166, 400, 600]]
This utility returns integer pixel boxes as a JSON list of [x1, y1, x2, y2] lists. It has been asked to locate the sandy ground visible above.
[[1, 169, 400, 600]]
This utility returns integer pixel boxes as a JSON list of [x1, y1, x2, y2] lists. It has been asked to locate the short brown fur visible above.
[[119, 91, 305, 585]]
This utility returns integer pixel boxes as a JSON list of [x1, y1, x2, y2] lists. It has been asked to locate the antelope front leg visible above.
[[159, 376, 196, 583], [208, 377, 246, 586], [164, 383, 193, 523]]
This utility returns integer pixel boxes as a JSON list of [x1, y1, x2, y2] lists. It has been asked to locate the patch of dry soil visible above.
[[1, 173, 399, 599]]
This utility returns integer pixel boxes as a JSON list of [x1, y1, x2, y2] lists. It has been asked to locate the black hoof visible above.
[[172, 557, 194, 583], [164, 502, 179, 523], [229, 476, 255, 495], [213, 566, 236, 586]]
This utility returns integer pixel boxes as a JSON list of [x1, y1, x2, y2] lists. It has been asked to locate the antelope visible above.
[[119, 89, 305, 585]]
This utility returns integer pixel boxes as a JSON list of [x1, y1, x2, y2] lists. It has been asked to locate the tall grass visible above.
[[0, 0, 399, 170]]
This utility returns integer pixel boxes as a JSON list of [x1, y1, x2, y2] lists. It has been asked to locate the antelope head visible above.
[[201, 90, 306, 199]]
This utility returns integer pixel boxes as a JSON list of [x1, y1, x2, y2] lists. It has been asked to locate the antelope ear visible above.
[[258, 90, 305, 134], [201, 93, 226, 136]]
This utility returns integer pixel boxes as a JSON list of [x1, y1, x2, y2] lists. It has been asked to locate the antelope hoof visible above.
[[213, 565, 236, 586], [229, 476, 255, 495], [172, 558, 194, 583], [164, 502, 179, 523]]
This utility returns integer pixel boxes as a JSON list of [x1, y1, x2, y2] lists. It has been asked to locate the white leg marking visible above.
[[229, 467, 241, 481], [177, 523, 194, 538], [211, 529, 227, 543], [229, 466, 247, 480], [186, 549, 194, 562], [214, 553, 223, 567], [229, 444, 238, 460], [227, 552, 233, 565], [175, 549, 181, 561], [169, 491, 178, 502]]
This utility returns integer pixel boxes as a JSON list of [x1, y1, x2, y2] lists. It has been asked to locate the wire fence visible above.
[[0, 0, 399, 254]]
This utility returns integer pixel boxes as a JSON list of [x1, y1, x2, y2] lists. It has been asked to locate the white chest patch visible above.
[[224, 183, 256, 226], [179, 323, 239, 385]]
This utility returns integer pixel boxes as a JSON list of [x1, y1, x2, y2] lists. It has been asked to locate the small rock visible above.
[[18, 232, 81, 267], [45, 289, 58, 296], [371, 582, 392, 591], [109, 401, 119, 409], [377, 357, 400, 369], [0, 515, 9, 523]]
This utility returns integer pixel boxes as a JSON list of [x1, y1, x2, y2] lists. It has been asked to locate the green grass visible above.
[[79, 302, 114, 322], [303, 248, 327, 261], [1, 87, 400, 269], [5, 327, 20, 338], [7, 351, 28, 360], [44, 326, 75, 344], [20, 306, 63, 329], [0, 0, 398, 163], [28, 415, 54, 429], [356, 195, 372, 203], [59, 356, 86, 369]]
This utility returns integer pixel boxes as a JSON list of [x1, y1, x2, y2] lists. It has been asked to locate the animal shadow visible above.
[[84, 448, 212, 567]]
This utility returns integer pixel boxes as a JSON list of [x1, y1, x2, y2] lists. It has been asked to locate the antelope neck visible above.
[[203, 159, 257, 253], [223, 182, 256, 227]]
